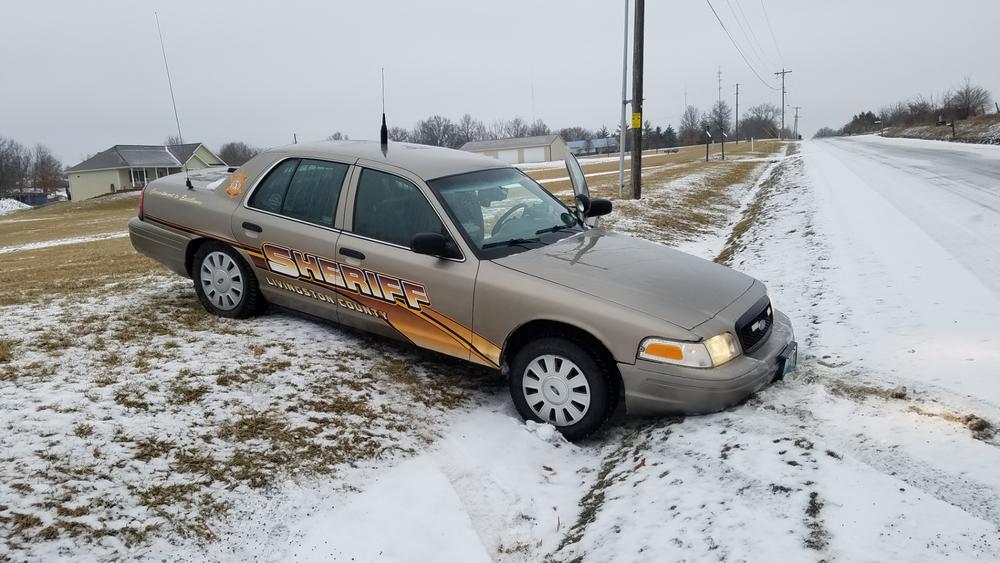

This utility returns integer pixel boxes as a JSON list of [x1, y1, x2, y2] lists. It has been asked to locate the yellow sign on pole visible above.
[[631, 112, 641, 129]]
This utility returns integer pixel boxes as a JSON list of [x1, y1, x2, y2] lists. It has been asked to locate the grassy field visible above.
[[0, 141, 790, 558]]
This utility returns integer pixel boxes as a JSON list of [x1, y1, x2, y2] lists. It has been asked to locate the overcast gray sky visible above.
[[2, 0, 998, 164]]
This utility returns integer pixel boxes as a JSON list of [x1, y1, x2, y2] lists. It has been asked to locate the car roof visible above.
[[267, 140, 511, 181]]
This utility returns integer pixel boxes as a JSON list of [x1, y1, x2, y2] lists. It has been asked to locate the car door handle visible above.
[[339, 247, 365, 260], [242, 222, 262, 233]]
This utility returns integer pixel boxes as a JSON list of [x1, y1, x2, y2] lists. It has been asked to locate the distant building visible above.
[[460, 135, 566, 164], [66, 143, 226, 201], [567, 137, 618, 156]]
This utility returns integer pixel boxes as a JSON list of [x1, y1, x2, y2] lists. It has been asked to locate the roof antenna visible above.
[[380, 67, 388, 155], [155, 11, 192, 189]]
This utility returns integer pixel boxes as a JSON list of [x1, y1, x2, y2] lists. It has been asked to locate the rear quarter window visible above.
[[248, 158, 349, 227]]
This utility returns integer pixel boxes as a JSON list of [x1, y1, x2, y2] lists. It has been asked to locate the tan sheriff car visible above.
[[129, 140, 796, 440]]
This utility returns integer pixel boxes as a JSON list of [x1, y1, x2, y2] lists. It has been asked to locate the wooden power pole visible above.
[[734, 83, 740, 143], [774, 69, 791, 139], [629, 0, 644, 199]]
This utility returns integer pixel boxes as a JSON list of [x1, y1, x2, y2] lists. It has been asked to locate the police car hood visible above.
[[491, 229, 755, 330]]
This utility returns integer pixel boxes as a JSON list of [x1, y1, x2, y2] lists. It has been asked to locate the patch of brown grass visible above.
[[0, 237, 158, 306], [0, 338, 16, 363], [0, 194, 138, 247]]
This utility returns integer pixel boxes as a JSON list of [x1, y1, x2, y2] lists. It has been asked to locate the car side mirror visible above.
[[574, 194, 612, 218], [587, 198, 612, 218], [410, 232, 461, 259]]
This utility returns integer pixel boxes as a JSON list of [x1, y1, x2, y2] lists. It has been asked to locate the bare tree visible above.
[[504, 117, 530, 138], [945, 77, 991, 120], [558, 126, 593, 142], [0, 137, 32, 197], [218, 142, 261, 166], [164, 135, 184, 146], [387, 126, 411, 142], [678, 105, 702, 146], [454, 114, 487, 146], [527, 118, 550, 136], [30, 144, 63, 192], [326, 132, 349, 141], [710, 100, 733, 136], [413, 115, 458, 147], [740, 104, 780, 139]]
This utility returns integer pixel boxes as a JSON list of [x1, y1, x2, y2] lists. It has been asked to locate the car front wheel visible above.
[[192, 242, 265, 319], [509, 337, 615, 441]]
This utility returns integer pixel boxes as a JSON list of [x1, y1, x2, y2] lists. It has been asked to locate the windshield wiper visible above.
[[482, 237, 543, 249], [535, 224, 579, 235]]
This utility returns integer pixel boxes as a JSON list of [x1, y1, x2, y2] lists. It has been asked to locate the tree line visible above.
[[0, 137, 63, 196], [215, 100, 791, 167], [817, 78, 993, 137]]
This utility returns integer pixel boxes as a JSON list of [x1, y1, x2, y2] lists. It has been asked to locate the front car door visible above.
[[564, 152, 599, 227], [231, 156, 351, 321], [334, 161, 492, 366]]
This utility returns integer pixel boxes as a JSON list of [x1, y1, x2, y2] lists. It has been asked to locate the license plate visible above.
[[781, 342, 798, 376]]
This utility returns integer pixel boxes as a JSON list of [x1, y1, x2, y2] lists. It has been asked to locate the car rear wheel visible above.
[[192, 242, 265, 319], [509, 337, 615, 441]]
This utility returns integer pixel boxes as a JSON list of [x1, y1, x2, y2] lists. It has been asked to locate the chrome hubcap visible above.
[[522, 354, 591, 426], [200, 251, 244, 311]]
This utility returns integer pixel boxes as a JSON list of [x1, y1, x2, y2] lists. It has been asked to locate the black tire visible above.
[[192, 242, 266, 319], [509, 337, 617, 441]]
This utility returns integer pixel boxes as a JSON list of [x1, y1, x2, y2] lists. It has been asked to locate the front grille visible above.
[[735, 297, 773, 354]]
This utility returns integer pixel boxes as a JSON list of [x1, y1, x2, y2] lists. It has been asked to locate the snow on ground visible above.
[[0, 277, 500, 561], [4, 138, 1000, 561], [0, 198, 31, 215], [0, 231, 128, 254], [549, 145, 1000, 561]]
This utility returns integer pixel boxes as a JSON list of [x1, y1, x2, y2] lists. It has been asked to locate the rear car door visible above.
[[335, 162, 486, 364], [231, 157, 351, 321]]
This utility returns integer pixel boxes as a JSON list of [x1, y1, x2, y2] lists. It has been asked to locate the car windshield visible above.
[[428, 168, 583, 256]]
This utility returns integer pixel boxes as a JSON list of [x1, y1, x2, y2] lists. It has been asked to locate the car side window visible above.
[[353, 169, 445, 247], [281, 159, 349, 227], [248, 158, 348, 227], [248, 159, 299, 214]]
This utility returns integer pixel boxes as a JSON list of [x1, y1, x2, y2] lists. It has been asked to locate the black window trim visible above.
[[243, 156, 351, 233], [346, 166, 466, 262]]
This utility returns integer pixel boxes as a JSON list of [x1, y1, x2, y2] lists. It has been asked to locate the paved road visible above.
[[820, 135, 1000, 298]]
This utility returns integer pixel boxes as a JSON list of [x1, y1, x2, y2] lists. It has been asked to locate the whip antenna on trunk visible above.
[[380, 67, 388, 154], [155, 11, 192, 189]]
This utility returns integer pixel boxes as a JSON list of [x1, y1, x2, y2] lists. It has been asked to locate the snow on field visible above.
[[0, 198, 31, 215], [0, 278, 500, 561], [0, 231, 128, 254]]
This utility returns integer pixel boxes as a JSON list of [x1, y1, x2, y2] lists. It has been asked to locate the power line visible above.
[[724, 0, 771, 73], [733, 0, 776, 69], [704, 0, 779, 90], [759, 0, 784, 67]]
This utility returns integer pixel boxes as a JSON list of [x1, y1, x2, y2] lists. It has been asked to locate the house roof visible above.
[[460, 134, 562, 152], [66, 143, 221, 173]]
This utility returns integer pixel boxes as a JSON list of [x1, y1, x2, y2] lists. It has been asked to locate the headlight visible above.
[[638, 333, 740, 368]]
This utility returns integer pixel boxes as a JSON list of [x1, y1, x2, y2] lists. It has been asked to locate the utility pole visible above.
[[774, 68, 792, 139], [629, 0, 644, 199], [792, 106, 802, 139], [618, 0, 629, 200], [734, 83, 740, 143]]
